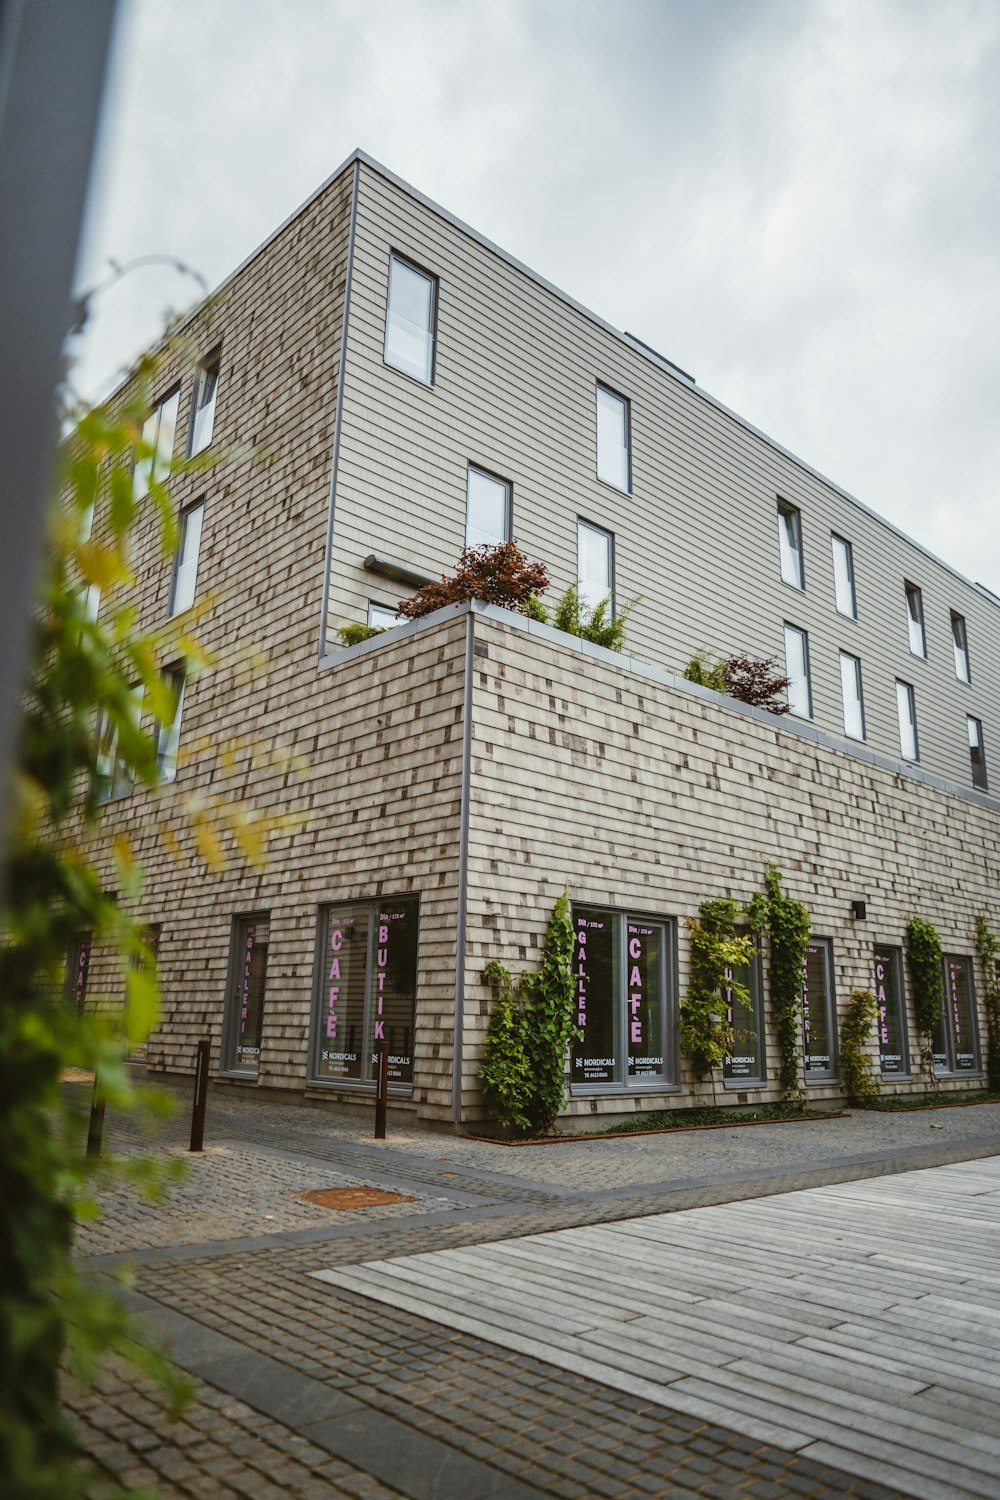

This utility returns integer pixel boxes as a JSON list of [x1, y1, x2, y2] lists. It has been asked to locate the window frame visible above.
[[801, 937, 838, 1083], [188, 348, 221, 457], [168, 500, 205, 618], [220, 912, 271, 1078], [156, 667, 186, 784], [783, 622, 813, 720], [133, 386, 180, 500], [904, 582, 927, 659], [465, 463, 512, 550], [569, 903, 678, 1094], [932, 954, 981, 1076], [595, 382, 632, 495], [777, 500, 805, 591], [873, 945, 910, 1078], [95, 683, 143, 804], [968, 715, 988, 790], [577, 517, 615, 616], [839, 650, 866, 741], [831, 534, 857, 619], [951, 611, 971, 683], [65, 932, 93, 1014], [307, 895, 420, 1094], [367, 602, 400, 631], [722, 936, 766, 1089], [895, 679, 919, 762], [383, 251, 438, 387]]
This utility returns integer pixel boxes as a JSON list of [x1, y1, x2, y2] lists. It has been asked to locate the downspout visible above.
[[318, 155, 360, 659], [451, 607, 475, 1124]]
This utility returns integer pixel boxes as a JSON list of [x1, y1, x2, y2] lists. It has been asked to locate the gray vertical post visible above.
[[374, 1039, 389, 1139], [86, 1074, 105, 1157], [189, 1036, 211, 1151]]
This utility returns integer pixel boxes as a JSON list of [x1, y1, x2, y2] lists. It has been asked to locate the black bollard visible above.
[[374, 1038, 389, 1139], [189, 1036, 211, 1152], [86, 1075, 105, 1157]]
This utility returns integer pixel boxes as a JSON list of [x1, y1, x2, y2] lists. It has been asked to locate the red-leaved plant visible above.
[[397, 542, 550, 621]]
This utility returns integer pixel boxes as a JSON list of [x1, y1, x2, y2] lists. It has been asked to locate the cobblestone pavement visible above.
[[69, 1081, 1000, 1499]]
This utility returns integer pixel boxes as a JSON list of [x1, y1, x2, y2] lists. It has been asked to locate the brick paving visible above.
[[66, 1082, 1000, 1499]]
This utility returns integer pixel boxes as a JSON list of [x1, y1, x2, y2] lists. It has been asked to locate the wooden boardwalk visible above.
[[312, 1156, 1000, 1500]]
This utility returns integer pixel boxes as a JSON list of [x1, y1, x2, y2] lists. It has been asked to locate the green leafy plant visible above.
[[905, 915, 945, 1082], [747, 866, 811, 1103], [551, 581, 637, 652], [335, 621, 385, 646], [680, 899, 756, 1080], [479, 892, 577, 1135], [396, 541, 550, 620], [683, 649, 728, 693], [839, 989, 881, 1104], [682, 650, 790, 714], [974, 915, 1000, 1092]]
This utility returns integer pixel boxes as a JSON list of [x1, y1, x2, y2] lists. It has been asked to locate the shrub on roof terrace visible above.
[[683, 650, 791, 715], [396, 541, 550, 621]]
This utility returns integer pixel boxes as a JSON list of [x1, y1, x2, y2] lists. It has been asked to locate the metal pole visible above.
[[189, 1036, 210, 1151], [86, 1074, 105, 1157], [374, 1039, 389, 1139]]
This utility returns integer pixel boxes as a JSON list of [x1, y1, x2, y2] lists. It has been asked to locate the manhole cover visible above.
[[296, 1187, 415, 1209]]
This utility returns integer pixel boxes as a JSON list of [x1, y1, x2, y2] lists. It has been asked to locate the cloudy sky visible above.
[[75, 0, 1000, 592]]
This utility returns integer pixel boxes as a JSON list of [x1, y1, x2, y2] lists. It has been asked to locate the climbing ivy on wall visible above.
[[974, 915, 1000, 1093], [680, 899, 756, 1080], [905, 916, 945, 1081], [839, 989, 881, 1104], [479, 892, 577, 1135], [747, 866, 811, 1104]]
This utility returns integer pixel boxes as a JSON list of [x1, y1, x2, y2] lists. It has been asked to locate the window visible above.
[[571, 905, 674, 1088], [951, 612, 971, 682], [777, 501, 804, 589], [189, 351, 221, 456], [310, 898, 419, 1088], [968, 716, 987, 790], [128, 924, 161, 1061], [222, 914, 270, 1075], [904, 582, 926, 657], [831, 535, 856, 618], [595, 385, 631, 493], [801, 939, 837, 1081], [931, 955, 979, 1074], [134, 388, 179, 499], [383, 254, 437, 384], [873, 948, 909, 1077], [95, 684, 143, 803], [156, 670, 186, 783], [169, 502, 204, 616], [65, 932, 92, 1014], [722, 938, 765, 1088], [368, 602, 400, 630], [577, 519, 614, 614], [783, 624, 812, 719], [466, 466, 511, 549], [839, 652, 865, 740], [895, 680, 918, 761]]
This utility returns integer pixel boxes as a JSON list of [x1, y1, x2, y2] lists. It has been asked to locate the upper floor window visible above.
[[951, 612, 971, 682], [189, 351, 221, 456], [783, 624, 812, 719], [384, 254, 437, 385], [169, 502, 205, 617], [156, 669, 186, 784], [904, 582, 926, 657], [968, 716, 987, 790], [896, 680, 918, 761], [95, 684, 143, 803], [134, 388, 180, 499], [466, 466, 511, 550], [831, 535, 857, 618], [777, 502, 804, 590], [368, 602, 399, 630], [595, 385, 631, 493], [577, 519, 614, 613], [839, 652, 865, 740]]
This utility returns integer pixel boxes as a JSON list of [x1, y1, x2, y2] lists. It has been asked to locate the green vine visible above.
[[974, 914, 1000, 1092], [839, 989, 881, 1104], [905, 915, 945, 1082], [479, 892, 577, 1134], [680, 899, 756, 1079], [747, 866, 811, 1104]]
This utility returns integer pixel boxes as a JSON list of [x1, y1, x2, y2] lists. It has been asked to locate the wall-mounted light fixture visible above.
[[851, 900, 867, 920]]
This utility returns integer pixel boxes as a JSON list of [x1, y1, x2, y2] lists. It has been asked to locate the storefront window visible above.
[[802, 939, 837, 1081], [65, 932, 92, 1014], [311, 897, 418, 1088], [873, 947, 908, 1076], [723, 940, 765, 1086], [222, 914, 270, 1075], [933, 955, 979, 1074], [572, 905, 673, 1089]]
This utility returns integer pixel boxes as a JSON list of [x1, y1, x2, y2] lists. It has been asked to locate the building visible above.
[[77, 148, 1000, 1129]]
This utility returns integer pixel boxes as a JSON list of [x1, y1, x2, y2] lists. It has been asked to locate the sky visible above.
[[74, 0, 1000, 593]]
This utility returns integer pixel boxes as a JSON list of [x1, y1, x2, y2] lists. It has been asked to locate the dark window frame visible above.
[[219, 912, 271, 1078], [777, 499, 805, 591], [831, 533, 857, 619], [383, 250, 439, 387], [783, 621, 813, 720], [576, 515, 616, 617], [904, 581, 927, 659], [466, 462, 513, 549], [594, 381, 632, 496]]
